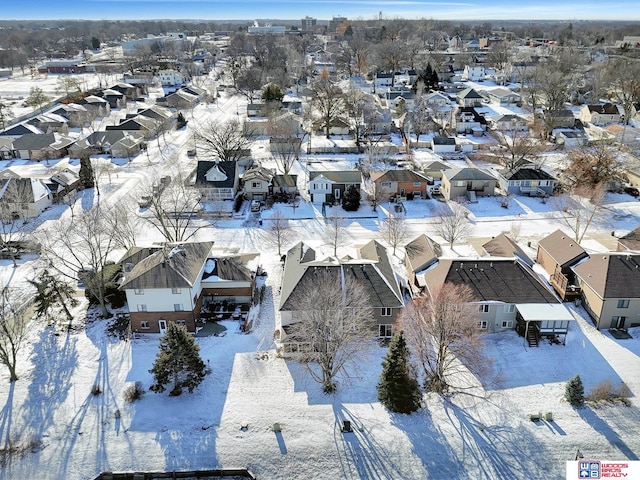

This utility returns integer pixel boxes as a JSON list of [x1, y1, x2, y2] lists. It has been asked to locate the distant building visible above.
[[329, 16, 348, 32], [247, 24, 286, 35], [301, 16, 316, 31]]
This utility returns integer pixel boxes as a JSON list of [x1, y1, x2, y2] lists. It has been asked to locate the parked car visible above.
[[250, 200, 261, 212], [624, 186, 639, 197]]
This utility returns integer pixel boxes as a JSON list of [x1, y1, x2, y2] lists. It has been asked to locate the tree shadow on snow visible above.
[[577, 407, 639, 461], [442, 399, 555, 479], [0, 383, 16, 477]]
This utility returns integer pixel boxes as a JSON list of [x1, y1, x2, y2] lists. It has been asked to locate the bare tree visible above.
[[193, 118, 255, 162], [139, 173, 203, 244], [107, 202, 141, 250], [380, 213, 410, 256], [564, 144, 625, 190], [343, 85, 377, 151], [264, 210, 295, 257], [556, 184, 605, 243], [286, 268, 374, 393], [267, 112, 302, 175], [0, 100, 13, 130], [407, 87, 433, 144], [493, 125, 545, 171], [325, 216, 347, 257], [366, 180, 392, 212], [25, 86, 50, 114], [401, 283, 485, 393], [375, 40, 406, 86], [435, 203, 472, 248], [0, 287, 30, 382], [236, 65, 264, 104], [607, 58, 640, 127], [308, 78, 345, 138], [37, 205, 122, 317], [0, 177, 33, 268]]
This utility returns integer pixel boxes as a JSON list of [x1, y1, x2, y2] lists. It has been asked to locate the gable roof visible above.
[[424, 258, 559, 304], [498, 167, 555, 181], [119, 242, 214, 290], [273, 174, 297, 188], [243, 166, 273, 183], [280, 240, 402, 311], [572, 253, 640, 299], [309, 170, 362, 184], [195, 160, 237, 188], [445, 167, 496, 182], [482, 233, 533, 266], [457, 107, 488, 125], [617, 227, 640, 251], [0, 123, 43, 138], [585, 103, 619, 115], [433, 136, 456, 145], [371, 169, 429, 183], [405, 234, 442, 274], [457, 88, 483, 99], [12, 133, 57, 150], [202, 254, 259, 283], [537, 229, 587, 268]]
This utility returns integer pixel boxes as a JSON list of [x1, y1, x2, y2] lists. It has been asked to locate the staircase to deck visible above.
[[527, 328, 539, 347]]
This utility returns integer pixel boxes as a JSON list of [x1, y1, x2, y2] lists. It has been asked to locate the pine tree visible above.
[[341, 185, 361, 211], [378, 331, 422, 414], [565, 374, 584, 407], [28, 269, 78, 323], [150, 323, 207, 396], [79, 156, 95, 189]]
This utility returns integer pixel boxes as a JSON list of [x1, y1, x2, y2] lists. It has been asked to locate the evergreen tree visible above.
[[565, 374, 585, 407], [79, 156, 95, 189], [28, 269, 78, 323], [378, 331, 422, 414], [262, 84, 284, 103], [341, 185, 361, 211], [150, 323, 207, 396], [176, 112, 187, 129]]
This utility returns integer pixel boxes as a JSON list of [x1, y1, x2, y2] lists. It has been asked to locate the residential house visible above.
[[181, 85, 208, 102], [308, 170, 362, 204], [119, 242, 214, 334], [370, 169, 431, 199], [0, 138, 14, 160], [554, 130, 585, 148], [137, 105, 175, 130], [536, 229, 588, 300], [101, 89, 127, 109], [421, 160, 450, 181], [404, 234, 442, 294], [51, 104, 91, 128], [158, 70, 185, 87], [441, 167, 497, 201], [164, 89, 198, 109], [106, 116, 158, 138], [110, 82, 143, 101], [0, 123, 43, 140], [431, 136, 457, 154], [456, 88, 484, 107], [462, 65, 485, 81], [414, 257, 569, 344], [481, 233, 533, 266], [486, 87, 521, 106], [243, 166, 273, 200], [69, 131, 145, 159], [12, 133, 74, 160], [194, 160, 239, 201], [278, 240, 404, 353], [617, 227, 640, 252], [579, 103, 621, 126], [313, 118, 350, 136], [272, 174, 298, 197], [546, 109, 576, 129], [46, 168, 81, 203], [77, 95, 111, 117], [572, 253, 640, 330], [27, 113, 69, 134], [455, 106, 488, 135], [497, 160, 556, 196], [0, 169, 53, 218], [488, 114, 529, 132], [374, 72, 394, 92]]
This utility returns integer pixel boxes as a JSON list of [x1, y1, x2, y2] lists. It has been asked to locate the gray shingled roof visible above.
[[195, 161, 237, 188], [119, 242, 214, 290], [445, 167, 496, 182], [572, 253, 640, 299], [405, 234, 442, 273], [426, 259, 558, 304], [373, 169, 429, 183], [309, 170, 362, 184]]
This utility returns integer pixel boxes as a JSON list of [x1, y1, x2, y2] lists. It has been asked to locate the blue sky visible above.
[[6, 1, 640, 21]]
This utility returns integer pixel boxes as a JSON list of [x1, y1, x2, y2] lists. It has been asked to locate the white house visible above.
[[462, 65, 485, 81]]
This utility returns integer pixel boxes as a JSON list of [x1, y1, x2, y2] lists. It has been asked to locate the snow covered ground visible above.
[[1, 74, 640, 480]]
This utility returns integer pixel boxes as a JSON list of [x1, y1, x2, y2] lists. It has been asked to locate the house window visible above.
[[381, 307, 392, 316], [479, 304, 489, 313], [501, 321, 513, 328], [177, 320, 186, 327], [382, 182, 392, 188], [413, 182, 422, 187], [477, 321, 488, 329], [172, 288, 181, 294], [503, 305, 515, 313], [379, 324, 393, 338], [134, 288, 144, 295], [455, 181, 465, 187], [252, 182, 261, 188], [174, 304, 184, 311], [140, 321, 150, 329], [617, 299, 630, 308], [137, 304, 147, 312]]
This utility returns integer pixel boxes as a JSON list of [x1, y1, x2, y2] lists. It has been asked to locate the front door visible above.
[[158, 320, 167, 335], [610, 316, 627, 329]]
